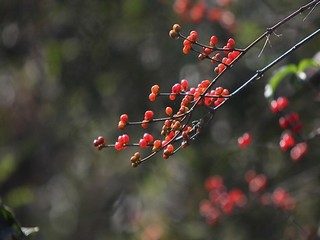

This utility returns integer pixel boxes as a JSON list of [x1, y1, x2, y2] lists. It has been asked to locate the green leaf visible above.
[[297, 58, 319, 73], [0, 202, 39, 239], [264, 64, 297, 99]]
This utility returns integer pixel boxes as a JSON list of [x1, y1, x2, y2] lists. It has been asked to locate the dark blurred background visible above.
[[0, 0, 319, 239]]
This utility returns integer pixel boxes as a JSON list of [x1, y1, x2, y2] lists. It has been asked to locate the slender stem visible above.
[[230, 28, 320, 97]]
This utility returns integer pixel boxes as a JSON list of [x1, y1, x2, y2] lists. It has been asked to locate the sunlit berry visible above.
[[151, 84, 160, 94]]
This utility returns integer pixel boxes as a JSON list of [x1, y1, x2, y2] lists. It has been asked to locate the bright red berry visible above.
[[172, 83, 182, 94], [227, 38, 235, 46], [120, 114, 128, 123], [180, 79, 189, 91], [210, 35, 218, 46], [143, 133, 154, 143], [144, 110, 154, 121], [139, 138, 148, 148], [238, 132, 252, 148]]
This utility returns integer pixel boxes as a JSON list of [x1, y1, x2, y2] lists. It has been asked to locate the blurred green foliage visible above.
[[0, 0, 319, 239]]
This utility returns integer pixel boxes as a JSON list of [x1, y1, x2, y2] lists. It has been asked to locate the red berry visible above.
[[249, 174, 267, 192], [198, 53, 206, 60], [203, 47, 213, 55], [144, 110, 154, 120], [238, 133, 252, 148], [227, 38, 235, 46], [279, 117, 289, 129], [215, 87, 223, 95], [221, 89, 229, 96], [143, 133, 154, 143], [180, 79, 189, 91], [166, 144, 174, 153], [93, 139, 100, 147], [122, 134, 129, 143], [114, 141, 122, 151], [205, 176, 224, 191], [210, 35, 218, 46], [270, 100, 278, 113], [182, 45, 191, 54], [172, 83, 182, 94], [277, 97, 288, 111], [120, 114, 129, 123], [139, 138, 148, 148], [183, 39, 192, 47], [153, 140, 162, 151], [149, 93, 156, 102], [141, 120, 149, 129], [290, 142, 308, 162], [189, 30, 198, 41]]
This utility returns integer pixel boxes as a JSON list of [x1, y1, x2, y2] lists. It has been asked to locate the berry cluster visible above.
[[93, 24, 247, 167], [93, 136, 106, 151], [169, 24, 242, 75], [270, 96, 308, 161], [200, 176, 247, 225], [173, 0, 236, 31], [200, 171, 296, 226], [245, 172, 295, 211]]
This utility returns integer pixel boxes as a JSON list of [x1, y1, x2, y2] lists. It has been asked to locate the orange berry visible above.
[[118, 121, 126, 130], [149, 93, 156, 102], [166, 144, 174, 153], [165, 106, 173, 116], [183, 45, 191, 54], [151, 84, 160, 94], [169, 94, 176, 101]]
